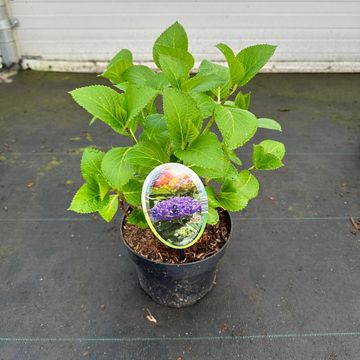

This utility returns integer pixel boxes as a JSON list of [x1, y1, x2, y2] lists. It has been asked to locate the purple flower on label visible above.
[[151, 196, 201, 222]]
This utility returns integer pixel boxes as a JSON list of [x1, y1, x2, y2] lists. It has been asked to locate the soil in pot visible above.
[[122, 208, 231, 264]]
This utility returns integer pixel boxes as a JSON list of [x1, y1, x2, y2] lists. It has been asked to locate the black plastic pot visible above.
[[121, 211, 232, 308]]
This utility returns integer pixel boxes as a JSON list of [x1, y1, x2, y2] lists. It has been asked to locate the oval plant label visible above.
[[141, 163, 208, 249]]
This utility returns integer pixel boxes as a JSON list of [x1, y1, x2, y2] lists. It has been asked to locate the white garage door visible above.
[[7, 0, 360, 71]]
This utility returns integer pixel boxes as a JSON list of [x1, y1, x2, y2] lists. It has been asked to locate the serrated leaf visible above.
[[182, 73, 227, 93], [189, 92, 215, 119], [152, 71, 170, 90], [214, 105, 258, 150], [217, 179, 248, 211], [252, 140, 285, 170], [80, 148, 104, 184], [101, 60, 133, 84], [225, 148, 242, 166], [97, 174, 110, 200], [224, 100, 236, 107], [115, 82, 129, 91], [124, 85, 158, 123], [123, 180, 142, 207], [99, 194, 118, 222], [193, 161, 237, 182], [205, 185, 221, 208], [257, 118, 282, 131], [175, 133, 225, 170], [141, 113, 169, 145], [68, 183, 109, 214], [236, 44, 276, 86], [153, 21, 189, 68], [127, 140, 168, 172], [207, 206, 219, 225], [158, 54, 188, 88], [123, 65, 156, 86], [101, 147, 133, 189], [260, 139, 285, 160], [101, 49, 133, 84], [69, 85, 127, 135], [198, 60, 231, 99], [127, 208, 149, 229], [163, 88, 201, 149], [237, 170, 259, 200], [235, 91, 251, 110], [108, 49, 133, 67], [156, 46, 194, 72], [215, 43, 245, 85], [122, 66, 169, 90]]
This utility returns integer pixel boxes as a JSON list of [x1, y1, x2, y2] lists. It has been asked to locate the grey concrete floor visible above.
[[0, 71, 359, 360]]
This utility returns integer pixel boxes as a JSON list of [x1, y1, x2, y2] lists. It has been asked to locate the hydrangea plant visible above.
[[68, 21, 285, 228]]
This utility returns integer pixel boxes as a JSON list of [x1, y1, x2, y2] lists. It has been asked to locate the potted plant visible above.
[[68, 22, 285, 307]]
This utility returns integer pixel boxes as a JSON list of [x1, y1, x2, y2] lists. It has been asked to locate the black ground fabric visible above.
[[0, 71, 359, 359]]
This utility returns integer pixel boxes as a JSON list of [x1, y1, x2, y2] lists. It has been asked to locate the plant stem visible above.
[[248, 165, 255, 171], [202, 116, 215, 134], [118, 193, 129, 215], [127, 128, 138, 144]]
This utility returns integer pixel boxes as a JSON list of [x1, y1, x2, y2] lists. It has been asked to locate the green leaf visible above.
[[257, 118, 282, 131], [68, 183, 109, 214], [182, 74, 226, 93], [252, 140, 285, 170], [193, 161, 237, 182], [217, 179, 248, 211], [236, 170, 259, 200], [224, 100, 236, 107], [80, 148, 104, 184], [260, 139, 286, 159], [115, 82, 129, 92], [152, 71, 170, 90], [207, 206, 219, 225], [224, 147, 242, 166], [122, 65, 156, 86], [69, 85, 127, 135], [158, 54, 188, 88], [101, 49, 133, 84], [124, 85, 158, 122], [156, 46, 194, 72], [123, 65, 169, 90], [235, 91, 251, 110], [97, 174, 110, 201], [215, 43, 245, 85], [214, 105, 258, 150], [153, 21, 189, 68], [236, 44, 276, 86], [205, 185, 221, 208], [175, 133, 225, 170], [127, 140, 168, 172], [189, 93, 215, 119], [198, 60, 231, 99], [123, 180, 142, 207], [127, 208, 149, 229], [163, 88, 201, 149], [99, 194, 119, 222], [101, 147, 133, 189], [108, 48, 133, 67], [141, 113, 169, 145], [252, 145, 283, 170]]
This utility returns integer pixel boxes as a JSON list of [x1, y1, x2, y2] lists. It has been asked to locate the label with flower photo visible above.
[[141, 163, 208, 249]]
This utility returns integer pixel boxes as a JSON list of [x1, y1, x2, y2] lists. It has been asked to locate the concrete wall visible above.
[[5, 0, 360, 71]]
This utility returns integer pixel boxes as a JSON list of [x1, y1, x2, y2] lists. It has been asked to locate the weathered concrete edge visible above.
[[21, 59, 360, 73]]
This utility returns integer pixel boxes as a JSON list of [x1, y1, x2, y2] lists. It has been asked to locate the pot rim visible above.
[[120, 210, 232, 267]]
